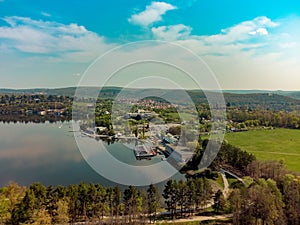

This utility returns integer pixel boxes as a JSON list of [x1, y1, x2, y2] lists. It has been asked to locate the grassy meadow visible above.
[[225, 128, 300, 173]]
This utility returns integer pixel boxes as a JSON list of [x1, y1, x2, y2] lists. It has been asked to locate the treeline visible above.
[[0, 182, 155, 225], [0, 115, 69, 124], [211, 142, 256, 175], [197, 107, 300, 130], [1, 162, 299, 225], [0, 94, 72, 123], [229, 160, 300, 225], [183, 141, 256, 176], [0, 177, 214, 225], [162, 178, 212, 220], [227, 108, 300, 129], [223, 92, 300, 111], [3, 93, 300, 131]]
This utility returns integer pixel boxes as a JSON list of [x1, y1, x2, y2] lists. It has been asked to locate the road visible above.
[[159, 214, 233, 223], [221, 168, 245, 185], [220, 169, 230, 198]]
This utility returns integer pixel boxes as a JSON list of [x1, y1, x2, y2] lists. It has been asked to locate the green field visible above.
[[225, 128, 300, 173]]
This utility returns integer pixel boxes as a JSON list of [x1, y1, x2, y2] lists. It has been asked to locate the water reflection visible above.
[[0, 122, 184, 188]]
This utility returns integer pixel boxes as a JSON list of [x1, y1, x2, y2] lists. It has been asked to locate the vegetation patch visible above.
[[225, 128, 300, 172]]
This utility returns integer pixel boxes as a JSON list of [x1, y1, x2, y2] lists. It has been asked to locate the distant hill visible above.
[[222, 90, 273, 94], [223, 92, 300, 111], [0, 87, 120, 97], [281, 92, 300, 100], [1, 87, 300, 111], [223, 90, 300, 100]]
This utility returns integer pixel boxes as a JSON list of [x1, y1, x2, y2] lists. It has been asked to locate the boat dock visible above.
[[134, 144, 157, 160]]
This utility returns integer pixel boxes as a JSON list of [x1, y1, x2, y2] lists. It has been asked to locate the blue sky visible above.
[[0, 0, 300, 90]]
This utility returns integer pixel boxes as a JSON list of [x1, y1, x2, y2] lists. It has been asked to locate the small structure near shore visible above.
[[134, 144, 157, 160]]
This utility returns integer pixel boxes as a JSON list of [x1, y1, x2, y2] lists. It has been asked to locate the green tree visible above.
[[186, 179, 196, 216], [0, 190, 10, 223], [96, 184, 108, 221], [66, 184, 78, 223], [113, 186, 122, 224], [31, 207, 52, 225], [107, 187, 114, 223], [177, 180, 188, 218], [0, 182, 25, 223], [212, 190, 226, 213], [11, 183, 47, 225], [194, 178, 212, 210], [229, 189, 242, 225], [162, 180, 177, 219], [53, 199, 69, 225], [86, 183, 99, 220], [77, 182, 89, 220], [230, 178, 286, 225], [123, 186, 140, 224], [147, 184, 160, 223], [282, 174, 300, 225], [139, 190, 147, 225]]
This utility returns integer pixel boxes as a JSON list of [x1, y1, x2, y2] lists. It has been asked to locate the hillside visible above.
[[1, 87, 300, 111]]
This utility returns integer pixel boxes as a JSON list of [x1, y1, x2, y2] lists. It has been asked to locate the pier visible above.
[[134, 144, 157, 160]]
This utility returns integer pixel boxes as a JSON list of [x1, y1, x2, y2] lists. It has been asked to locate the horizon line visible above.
[[0, 86, 299, 92]]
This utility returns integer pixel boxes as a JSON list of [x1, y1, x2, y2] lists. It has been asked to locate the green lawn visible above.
[[225, 128, 300, 173]]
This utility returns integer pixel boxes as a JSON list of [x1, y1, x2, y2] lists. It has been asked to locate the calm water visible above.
[[0, 122, 183, 188]]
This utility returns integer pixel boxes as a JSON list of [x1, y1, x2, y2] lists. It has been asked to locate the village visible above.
[[81, 106, 196, 166]]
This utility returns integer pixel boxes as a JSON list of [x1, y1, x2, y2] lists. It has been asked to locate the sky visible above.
[[0, 0, 300, 90]]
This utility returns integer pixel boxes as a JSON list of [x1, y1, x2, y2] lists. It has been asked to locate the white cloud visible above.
[[0, 16, 117, 88], [205, 16, 278, 44], [0, 16, 114, 62], [0, 15, 299, 90], [151, 16, 280, 56], [41, 12, 51, 17], [128, 1, 176, 27], [279, 42, 296, 49], [148, 16, 300, 90], [254, 16, 278, 27], [249, 27, 268, 35], [152, 24, 192, 41]]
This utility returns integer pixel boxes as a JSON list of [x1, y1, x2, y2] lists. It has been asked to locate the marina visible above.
[[134, 144, 157, 160], [80, 122, 194, 165]]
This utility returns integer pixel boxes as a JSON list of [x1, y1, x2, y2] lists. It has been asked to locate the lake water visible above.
[[0, 122, 184, 188]]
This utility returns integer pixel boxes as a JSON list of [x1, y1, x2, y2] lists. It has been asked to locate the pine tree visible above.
[[147, 184, 160, 223], [283, 175, 300, 225], [177, 180, 187, 218], [186, 179, 196, 216], [162, 180, 177, 219], [212, 190, 226, 213], [53, 199, 69, 225]]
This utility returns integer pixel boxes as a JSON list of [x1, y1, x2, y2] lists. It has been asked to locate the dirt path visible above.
[[220, 169, 230, 198], [159, 214, 232, 223]]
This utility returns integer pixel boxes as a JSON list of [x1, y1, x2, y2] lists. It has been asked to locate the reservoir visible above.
[[0, 122, 184, 188]]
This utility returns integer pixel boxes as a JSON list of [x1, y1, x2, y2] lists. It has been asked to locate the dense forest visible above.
[[0, 162, 299, 225], [0, 178, 213, 225]]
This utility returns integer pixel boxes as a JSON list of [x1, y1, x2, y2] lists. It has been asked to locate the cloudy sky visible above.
[[0, 0, 300, 90]]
